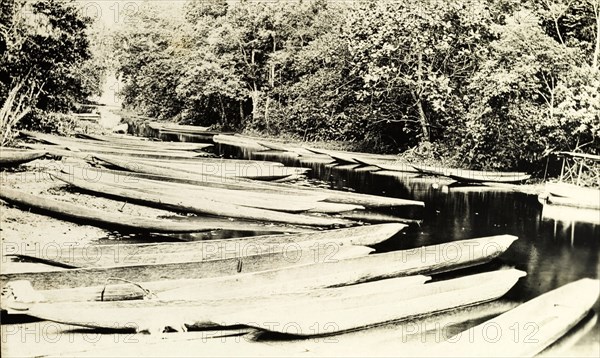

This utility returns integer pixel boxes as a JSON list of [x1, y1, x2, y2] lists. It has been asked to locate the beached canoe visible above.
[[147, 122, 211, 134], [53, 174, 350, 227], [429, 278, 600, 357], [20, 131, 211, 157], [93, 154, 309, 181], [22, 142, 210, 160], [128, 157, 311, 181], [353, 157, 419, 173], [544, 182, 600, 209], [303, 147, 361, 164], [0, 149, 46, 167], [91, 156, 425, 207], [23, 130, 213, 152], [3, 234, 518, 303], [412, 164, 530, 183], [0, 187, 308, 234], [339, 211, 422, 225], [6, 269, 525, 334], [447, 172, 531, 184], [0, 244, 374, 292], [540, 198, 600, 224], [147, 156, 285, 167], [6, 223, 406, 268], [59, 166, 329, 211], [213, 134, 267, 151]]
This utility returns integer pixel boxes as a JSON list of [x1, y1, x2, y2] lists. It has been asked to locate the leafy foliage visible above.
[[1, 0, 100, 144], [113, 0, 600, 169]]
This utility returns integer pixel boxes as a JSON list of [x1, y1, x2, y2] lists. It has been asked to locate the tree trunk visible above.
[[264, 96, 270, 131], [414, 52, 430, 142], [239, 101, 244, 123], [251, 82, 261, 123], [414, 93, 430, 142], [594, 1, 600, 69], [218, 94, 226, 127]]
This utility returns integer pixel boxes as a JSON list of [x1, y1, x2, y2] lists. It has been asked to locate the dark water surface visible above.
[[222, 144, 600, 354]]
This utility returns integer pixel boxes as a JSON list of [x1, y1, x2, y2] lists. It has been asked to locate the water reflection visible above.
[[226, 145, 600, 353]]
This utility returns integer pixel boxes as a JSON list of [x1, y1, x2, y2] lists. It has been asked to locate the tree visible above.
[[1, 0, 94, 144]]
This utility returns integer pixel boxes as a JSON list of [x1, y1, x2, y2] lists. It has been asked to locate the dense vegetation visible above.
[[2, 0, 598, 172], [0, 0, 102, 144], [113, 0, 599, 171]]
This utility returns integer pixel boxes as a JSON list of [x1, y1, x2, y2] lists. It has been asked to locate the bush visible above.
[[18, 109, 79, 136]]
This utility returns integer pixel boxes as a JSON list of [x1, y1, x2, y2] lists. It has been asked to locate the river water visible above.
[[218, 144, 600, 356]]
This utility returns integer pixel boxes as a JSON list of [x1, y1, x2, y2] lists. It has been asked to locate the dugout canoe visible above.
[[339, 211, 422, 225], [147, 122, 211, 134], [53, 174, 351, 227], [0, 244, 374, 292], [412, 164, 530, 183], [539, 198, 600, 224], [23, 142, 210, 160], [22, 130, 213, 152], [148, 156, 285, 167], [59, 166, 328, 210], [447, 172, 531, 184], [20, 131, 210, 158], [93, 154, 309, 181], [303, 147, 360, 164], [429, 278, 600, 357], [544, 182, 600, 209], [57, 170, 318, 213], [6, 269, 525, 334], [55, 135, 214, 152], [353, 157, 419, 173], [5, 223, 406, 268], [2, 234, 518, 303], [0, 187, 308, 234], [91, 156, 424, 207], [126, 157, 311, 181], [0, 149, 47, 167]]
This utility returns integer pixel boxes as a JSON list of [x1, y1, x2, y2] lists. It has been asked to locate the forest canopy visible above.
[[112, 0, 599, 171], [2, 0, 598, 171]]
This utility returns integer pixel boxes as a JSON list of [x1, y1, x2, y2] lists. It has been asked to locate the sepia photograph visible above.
[[1, 0, 599, 356]]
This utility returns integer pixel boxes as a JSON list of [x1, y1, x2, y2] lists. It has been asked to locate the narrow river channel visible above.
[[217, 142, 600, 355]]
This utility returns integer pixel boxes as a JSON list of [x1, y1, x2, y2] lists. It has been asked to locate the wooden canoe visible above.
[[339, 211, 422, 225], [545, 182, 600, 209], [147, 156, 285, 167], [6, 223, 407, 268], [2, 234, 518, 303], [20, 131, 211, 158], [22, 130, 212, 152], [93, 154, 309, 181], [23, 142, 209, 161], [7, 269, 525, 334], [147, 122, 211, 134], [447, 172, 531, 184], [58, 167, 344, 214], [0, 187, 308, 234], [54, 173, 351, 227], [58, 171, 318, 213], [412, 164, 530, 183], [213, 135, 268, 151], [91, 156, 425, 207], [128, 157, 311, 181], [540, 199, 600, 224], [547, 195, 600, 210], [429, 278, 600, 357], [0, 149, 46, 167], [92, 156, 420, 207], [303, 146, 360, 164], [0, 244, 374, 292], [353, 157, 419, 173]]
